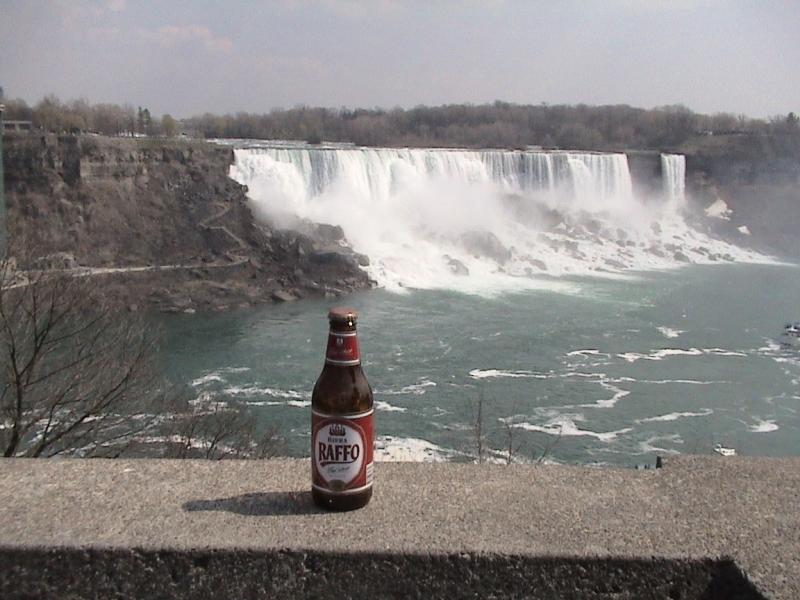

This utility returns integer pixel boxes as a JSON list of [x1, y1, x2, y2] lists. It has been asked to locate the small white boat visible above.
[[780, 322, 800, 348], [714, 443, 736, 457]]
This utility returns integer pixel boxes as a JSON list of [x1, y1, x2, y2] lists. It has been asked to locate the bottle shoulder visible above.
[[312, 364, 373, 414]]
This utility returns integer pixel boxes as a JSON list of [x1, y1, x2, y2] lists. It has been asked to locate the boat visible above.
[[780, 322, 800, 348], [713, 443, 736, 457]]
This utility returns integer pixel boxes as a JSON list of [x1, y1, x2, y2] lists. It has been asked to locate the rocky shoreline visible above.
[[2, 134, 373, 312]]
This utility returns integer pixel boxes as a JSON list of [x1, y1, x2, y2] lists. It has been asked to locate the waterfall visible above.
[[228, 142, 764, 294], [661, 153, 686, 206]]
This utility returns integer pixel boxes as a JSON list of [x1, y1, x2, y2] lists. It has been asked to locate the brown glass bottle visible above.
[[311, 307, 374, 511]]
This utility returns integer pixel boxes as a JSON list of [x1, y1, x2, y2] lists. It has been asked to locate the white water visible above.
[[661, 153, 686, 207], [229, 143, 769, 294]]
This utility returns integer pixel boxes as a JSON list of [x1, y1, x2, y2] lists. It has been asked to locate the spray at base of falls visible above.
[[229, 143, 770, 295]]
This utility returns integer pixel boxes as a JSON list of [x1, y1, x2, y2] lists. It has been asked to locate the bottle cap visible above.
[[328, 307, 358, 326]]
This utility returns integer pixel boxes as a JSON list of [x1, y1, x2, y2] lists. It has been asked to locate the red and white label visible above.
[[325, 331, 360, 366], [312, 408, 374, 494]]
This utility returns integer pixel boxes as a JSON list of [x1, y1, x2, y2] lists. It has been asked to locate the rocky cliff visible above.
[[2, 134, 372, 312], [626, 137, 800, 260], [682, 134, 800, 259]]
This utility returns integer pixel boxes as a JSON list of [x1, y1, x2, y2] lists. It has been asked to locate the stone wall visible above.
[[0, 456, 796, 598]]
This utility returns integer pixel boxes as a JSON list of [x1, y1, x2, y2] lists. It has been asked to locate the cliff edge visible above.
[[2, 134, 372, 312]]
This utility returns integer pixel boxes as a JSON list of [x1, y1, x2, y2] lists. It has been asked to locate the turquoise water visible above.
[[159, 264, 800, 466]]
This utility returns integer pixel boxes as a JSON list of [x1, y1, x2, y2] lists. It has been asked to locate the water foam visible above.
[[468, 368, 547, 379], [229, 143, 771, 295], [245, 399, 311, 408], [638, 409, 713, 423], [511, 415, 632, 442], [657, 326, 684, 339], [191, 367, 251, 387], [638, 433, 684, 455], [590, 380, 631, 408], [223, 385, 310, 400], [373, 435, 455, 461], [375, 400, 407, 412], [566, 349, 611, 358], [617, 347, 746, 363], [191, 373, 225, 386], [705, 198, 732, 220], [750, 419, 779, 433], [376, 378, 437, 395]]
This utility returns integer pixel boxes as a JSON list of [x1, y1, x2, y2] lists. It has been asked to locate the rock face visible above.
[[459, 230, 511, 265], [2, 134, 372, 311], [625, 151, 663, 199], [683, 135, 800, 260]]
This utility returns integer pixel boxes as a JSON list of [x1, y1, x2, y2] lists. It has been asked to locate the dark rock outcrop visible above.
[[459, 230, 512, 265]]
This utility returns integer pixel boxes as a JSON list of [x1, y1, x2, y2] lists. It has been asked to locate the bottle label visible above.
[[325, 331, 361, 366], [312, 408, 374, 494]]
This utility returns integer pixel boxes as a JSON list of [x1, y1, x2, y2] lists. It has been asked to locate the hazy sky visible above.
[[1, 0, 798, 118]]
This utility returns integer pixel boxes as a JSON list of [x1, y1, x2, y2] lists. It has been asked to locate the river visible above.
[[159, 263, 800, 466]]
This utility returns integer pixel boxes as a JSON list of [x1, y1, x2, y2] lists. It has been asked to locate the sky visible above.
[[1, 0, 798, 119]]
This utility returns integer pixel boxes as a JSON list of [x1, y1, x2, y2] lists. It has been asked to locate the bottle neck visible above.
[[325, 326, 361, 366]]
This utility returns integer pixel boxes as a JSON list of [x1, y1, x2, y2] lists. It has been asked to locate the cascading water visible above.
[[228, 142, 766, 294], [661, 154, 686, 206]]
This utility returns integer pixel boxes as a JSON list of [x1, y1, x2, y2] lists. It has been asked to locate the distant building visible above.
[[3, 120, 34, 133]]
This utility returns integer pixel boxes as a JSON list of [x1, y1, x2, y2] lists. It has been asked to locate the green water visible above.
[[159, 264, 800, 466]]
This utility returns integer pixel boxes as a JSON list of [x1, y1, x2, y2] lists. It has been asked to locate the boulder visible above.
[[604, 258, 628, 270], [34, 252, 78, 270], [459, 231, 512, 265], [310, 251, 359, 269], [585, 219, 603, 234], [444, 255, 469, 276], [530, 259, 548, 271], [673, 251, 691, 263], [271, 289, 297, 303], [314, 223, 345, 243]]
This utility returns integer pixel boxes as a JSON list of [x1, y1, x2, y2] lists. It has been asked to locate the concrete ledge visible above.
[[0, 456, 797, 598]]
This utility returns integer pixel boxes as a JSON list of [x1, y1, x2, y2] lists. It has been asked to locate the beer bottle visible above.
[[311, 307, 374, 510]]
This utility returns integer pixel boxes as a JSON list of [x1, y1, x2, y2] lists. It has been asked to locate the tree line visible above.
[[2, 92, 797, 151], [1, 94, 178, 137], [185, 102, 799, 151]]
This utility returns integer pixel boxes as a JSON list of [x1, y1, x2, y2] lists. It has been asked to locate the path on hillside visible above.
[[2, 202, 255, 290], [2, 258, 250, 290], [198, 202, 250, 252]]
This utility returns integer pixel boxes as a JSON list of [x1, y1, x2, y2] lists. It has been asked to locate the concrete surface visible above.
[[0, 456, 797, 598]]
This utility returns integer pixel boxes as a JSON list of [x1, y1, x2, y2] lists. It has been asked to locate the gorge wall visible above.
[[1, 134, 371, 312], [682, 135, 800, 259]]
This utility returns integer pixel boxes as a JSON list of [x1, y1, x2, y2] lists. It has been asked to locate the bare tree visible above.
[[0, 259, 159, 457], [0, 255, 289, 459], [164, 401, 285, 460], [472, 386, 486, 464], [531, 424, 563, 464], [501, 416, 523, 465], [471, 387, 563, 465], [499, 413, 561, 465]]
